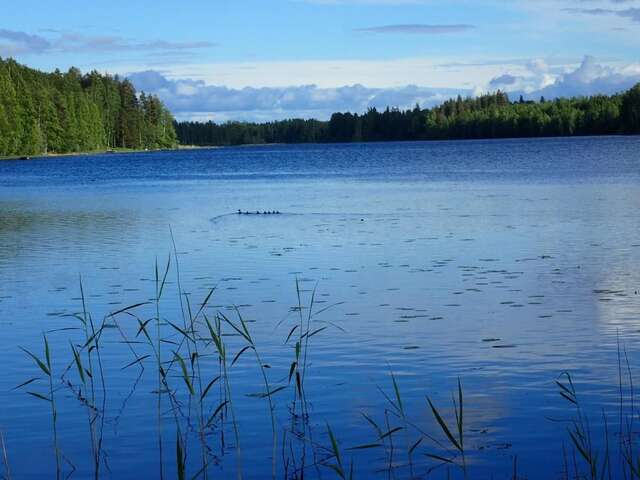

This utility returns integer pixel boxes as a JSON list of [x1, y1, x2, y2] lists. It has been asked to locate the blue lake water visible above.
[[1, 137, 639, 479]]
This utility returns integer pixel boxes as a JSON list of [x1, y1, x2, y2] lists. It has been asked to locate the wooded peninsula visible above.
[[0, 58, 177, 158], [1, 58, 639, 158]]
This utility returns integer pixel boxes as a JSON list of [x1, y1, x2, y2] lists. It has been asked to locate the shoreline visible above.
[[0, 144, 219, 162], [1, 133, 638, 162]]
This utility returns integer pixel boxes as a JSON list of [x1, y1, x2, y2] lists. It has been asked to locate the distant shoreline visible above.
[[0, 144, 218, 162], [172, 133, 639, 149], [2, 134, 639, 162]]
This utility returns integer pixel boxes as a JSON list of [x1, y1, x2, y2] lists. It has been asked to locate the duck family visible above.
[[237, 209, 281, 215]]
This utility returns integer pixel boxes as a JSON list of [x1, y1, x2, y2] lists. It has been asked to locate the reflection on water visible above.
[[0, 137, 639, 479]]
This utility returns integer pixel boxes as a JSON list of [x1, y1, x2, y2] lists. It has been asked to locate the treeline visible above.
[[0, 58, 177, 157], [175, 84, 640, 146], [174, 118, 328, 146]]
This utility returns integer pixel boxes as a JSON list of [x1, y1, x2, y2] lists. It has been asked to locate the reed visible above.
[[204, 312, 243, 480], [425, 378, 466, 478], [79, 278, 108, 479], [324, 423, 354, 479], [19, 335, 60, 479], [554, 341, 639, 480], [223, 307, 280, 479], [0, 429, 10, 480], [155, 254, 171, 480]]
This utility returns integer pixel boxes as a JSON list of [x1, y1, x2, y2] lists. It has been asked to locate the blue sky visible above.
[[2, 0, 640, 121]]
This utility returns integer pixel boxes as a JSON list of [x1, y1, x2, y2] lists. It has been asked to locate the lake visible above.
[[1, 136, 639, 479]]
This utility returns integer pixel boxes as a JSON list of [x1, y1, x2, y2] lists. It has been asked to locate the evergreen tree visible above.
[[621, 84, 640, 134], [0, 58, 177, 157]]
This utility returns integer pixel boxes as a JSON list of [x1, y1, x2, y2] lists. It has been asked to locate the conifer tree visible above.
[[0, 58, 177, 157]]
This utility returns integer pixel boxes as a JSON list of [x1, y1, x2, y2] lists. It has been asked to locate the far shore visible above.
[[2, 134, 639, 162], [0, 142, 289, 161], [0, 144, 220, 162]]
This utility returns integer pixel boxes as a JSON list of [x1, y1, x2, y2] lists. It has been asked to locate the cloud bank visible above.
[[128, 70, 469, 122], [129, 56, 640, 122]]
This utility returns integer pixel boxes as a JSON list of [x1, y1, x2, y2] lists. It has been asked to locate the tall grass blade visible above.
[[70, 342, 85, 383], [457, 379, 463, 450], [174, 352, 195, 395], [19, 347, 50, 376], [427, 397, 462, 452], [177, 432, 186, 480]]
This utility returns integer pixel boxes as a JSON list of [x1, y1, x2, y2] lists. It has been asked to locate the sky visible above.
[[1, 0, 640, 121]]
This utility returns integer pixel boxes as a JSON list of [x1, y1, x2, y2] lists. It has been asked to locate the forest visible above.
[[0, 58, 177, 157], [175, 84, 640, 146]]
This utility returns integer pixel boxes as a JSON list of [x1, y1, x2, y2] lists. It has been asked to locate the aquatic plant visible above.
[[0, 429, 10, 480], [426, 379, 466, 478], [19, 335, 60, 479]]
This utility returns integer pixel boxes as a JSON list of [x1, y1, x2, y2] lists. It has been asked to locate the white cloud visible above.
[[522, 55, 640, 98], [484, 56, 640, 99]]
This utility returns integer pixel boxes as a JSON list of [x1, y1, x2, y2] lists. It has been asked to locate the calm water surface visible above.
[[1, 137, 639, 479]]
